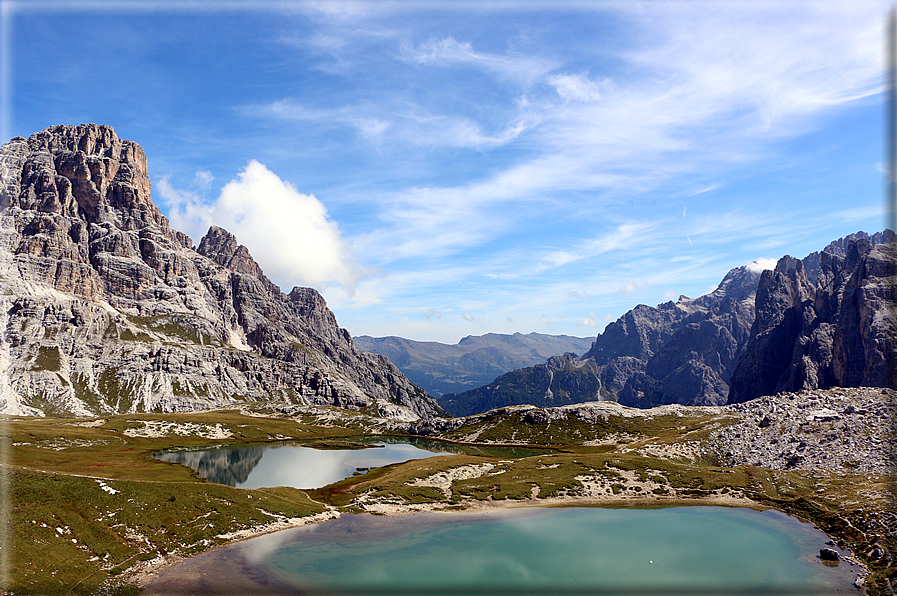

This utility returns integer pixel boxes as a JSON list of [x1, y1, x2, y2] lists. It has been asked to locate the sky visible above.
[[1, 0, 889, 344]]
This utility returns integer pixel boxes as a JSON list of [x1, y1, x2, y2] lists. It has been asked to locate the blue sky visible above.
[[2, 0, 888, 344]]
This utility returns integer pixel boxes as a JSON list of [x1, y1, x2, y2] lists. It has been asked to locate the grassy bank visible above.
[[1, 405, 891, 594]]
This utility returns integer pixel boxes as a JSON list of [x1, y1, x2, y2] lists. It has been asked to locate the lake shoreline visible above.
[[129, 492, 869, 593]]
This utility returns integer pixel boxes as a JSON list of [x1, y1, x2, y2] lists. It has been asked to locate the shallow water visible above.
[[143, 506, 859, 596]]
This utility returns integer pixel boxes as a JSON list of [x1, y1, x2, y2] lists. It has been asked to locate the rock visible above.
[[0, 124, 445, 420], [729, 235, 897, 403], [819, 547, 840, 561], [442, 264, 760, 414]]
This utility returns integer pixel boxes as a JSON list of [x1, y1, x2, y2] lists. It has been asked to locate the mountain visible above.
[[440, 231, 896, 417], [354, 332, 594, 397], [438, 263, 760, 416], [0, 123, 444, 420], [729, 231, 896, 401]]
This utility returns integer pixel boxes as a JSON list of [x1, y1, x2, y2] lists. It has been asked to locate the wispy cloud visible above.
[[401, 36, 558, 85]]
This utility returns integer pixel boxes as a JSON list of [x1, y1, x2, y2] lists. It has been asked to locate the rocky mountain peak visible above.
[[443, 230, 895, 416], [2, 123, 164, 233], [198, 225, 280, 296], [728, 232, 896, 403], [0, 124, 444, 420]]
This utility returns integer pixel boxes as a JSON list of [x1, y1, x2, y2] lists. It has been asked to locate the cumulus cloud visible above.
[[745, 257, 778, 273], [576, 312, 613, 327], [160, 161, 371, 294]]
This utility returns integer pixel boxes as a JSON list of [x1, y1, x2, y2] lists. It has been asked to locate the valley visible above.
[[2, 386, 892, 594], [0, 124, 894, 595]]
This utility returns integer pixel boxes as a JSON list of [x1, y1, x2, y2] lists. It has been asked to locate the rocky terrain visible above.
[[443, 231, 896, 416], [354, 332, 593, 397], [710, 386, 894, 474], [0, 123, 444, 419], [729, 234, 896, 402]]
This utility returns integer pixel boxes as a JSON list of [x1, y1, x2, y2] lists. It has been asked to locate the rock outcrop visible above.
[[442, 230, 896, 416], [440, 263, 762, 416], [728, 233, 896, 402], [0, 124, 444, 419]]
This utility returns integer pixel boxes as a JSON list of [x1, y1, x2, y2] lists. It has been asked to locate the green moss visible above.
[[33, 346, 62, 371], [120, 328, 153, 342]]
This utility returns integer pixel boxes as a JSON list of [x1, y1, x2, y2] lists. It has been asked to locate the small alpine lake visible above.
[[152, 436, 548, 489], [143, 505, 859, 595]]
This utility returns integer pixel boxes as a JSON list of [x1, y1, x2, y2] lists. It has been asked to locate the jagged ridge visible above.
[[0, 124, 444, 420], [441, 231, 896, 416]]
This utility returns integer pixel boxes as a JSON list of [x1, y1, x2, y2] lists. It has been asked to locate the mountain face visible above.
[[0, 123, 444, 420], [729, 232, 897, 402], [441, 231, 896, 416], [439, 264, 761, 416], [354, 332, 594, 398]]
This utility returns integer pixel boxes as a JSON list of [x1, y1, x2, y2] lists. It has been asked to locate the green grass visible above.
[[33, 346, 62, 371], [1, 405, 893, 594], [7, 467, 323, 595]]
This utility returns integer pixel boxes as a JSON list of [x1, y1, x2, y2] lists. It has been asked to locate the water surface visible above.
[[144, 506, 858, 595], [153, 440, 455, 489]]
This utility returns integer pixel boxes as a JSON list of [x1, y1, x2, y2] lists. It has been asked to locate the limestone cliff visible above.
[[729, 233, 897, 402], [441, 230, 896, 416], [0, 124, 445, 419]]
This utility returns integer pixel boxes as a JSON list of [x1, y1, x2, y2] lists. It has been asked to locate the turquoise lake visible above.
[[143, 506, 858, 595]]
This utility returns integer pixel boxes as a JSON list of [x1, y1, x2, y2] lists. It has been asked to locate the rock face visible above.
[[354, 332, 594, 398], [729, 232, 897, 402], [441, 263, 762, 416], [0, 124, 444, 419], [443, 230, 896, 416]]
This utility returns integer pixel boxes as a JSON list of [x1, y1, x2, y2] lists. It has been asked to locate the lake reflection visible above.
[[153, 441, 454, 489], [143, 507, 858, 596]]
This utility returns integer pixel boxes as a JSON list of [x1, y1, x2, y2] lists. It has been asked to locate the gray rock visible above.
[[729, 236, 897, 403], [0, 124, 444, 420]]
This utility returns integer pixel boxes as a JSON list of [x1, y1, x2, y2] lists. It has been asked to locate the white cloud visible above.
[[401, 37, 557, 85], [253, 99, 392, 140], [462, 311, 475, 321], [576, 312, 612, 328], [194, 170, 214, 190], [617, 277, 644, 296], [745, 258, 778, 273], [424, 309, 441, 320], [549, 73, 609, 102], [160, 161, 372, 294]]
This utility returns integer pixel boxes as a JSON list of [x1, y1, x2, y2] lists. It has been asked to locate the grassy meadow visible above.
[[0, 404, 891, 594]]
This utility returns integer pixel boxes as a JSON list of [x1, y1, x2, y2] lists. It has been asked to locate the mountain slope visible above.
[[0, 123, 444, 419], [441, 230, 896, 416], [729, 232, 897, 401], [354, 332, 594, 397]]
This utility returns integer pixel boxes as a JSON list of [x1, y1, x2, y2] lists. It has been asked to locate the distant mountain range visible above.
[[354, 333, 594, 398], [439, 231, 896, 417]]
